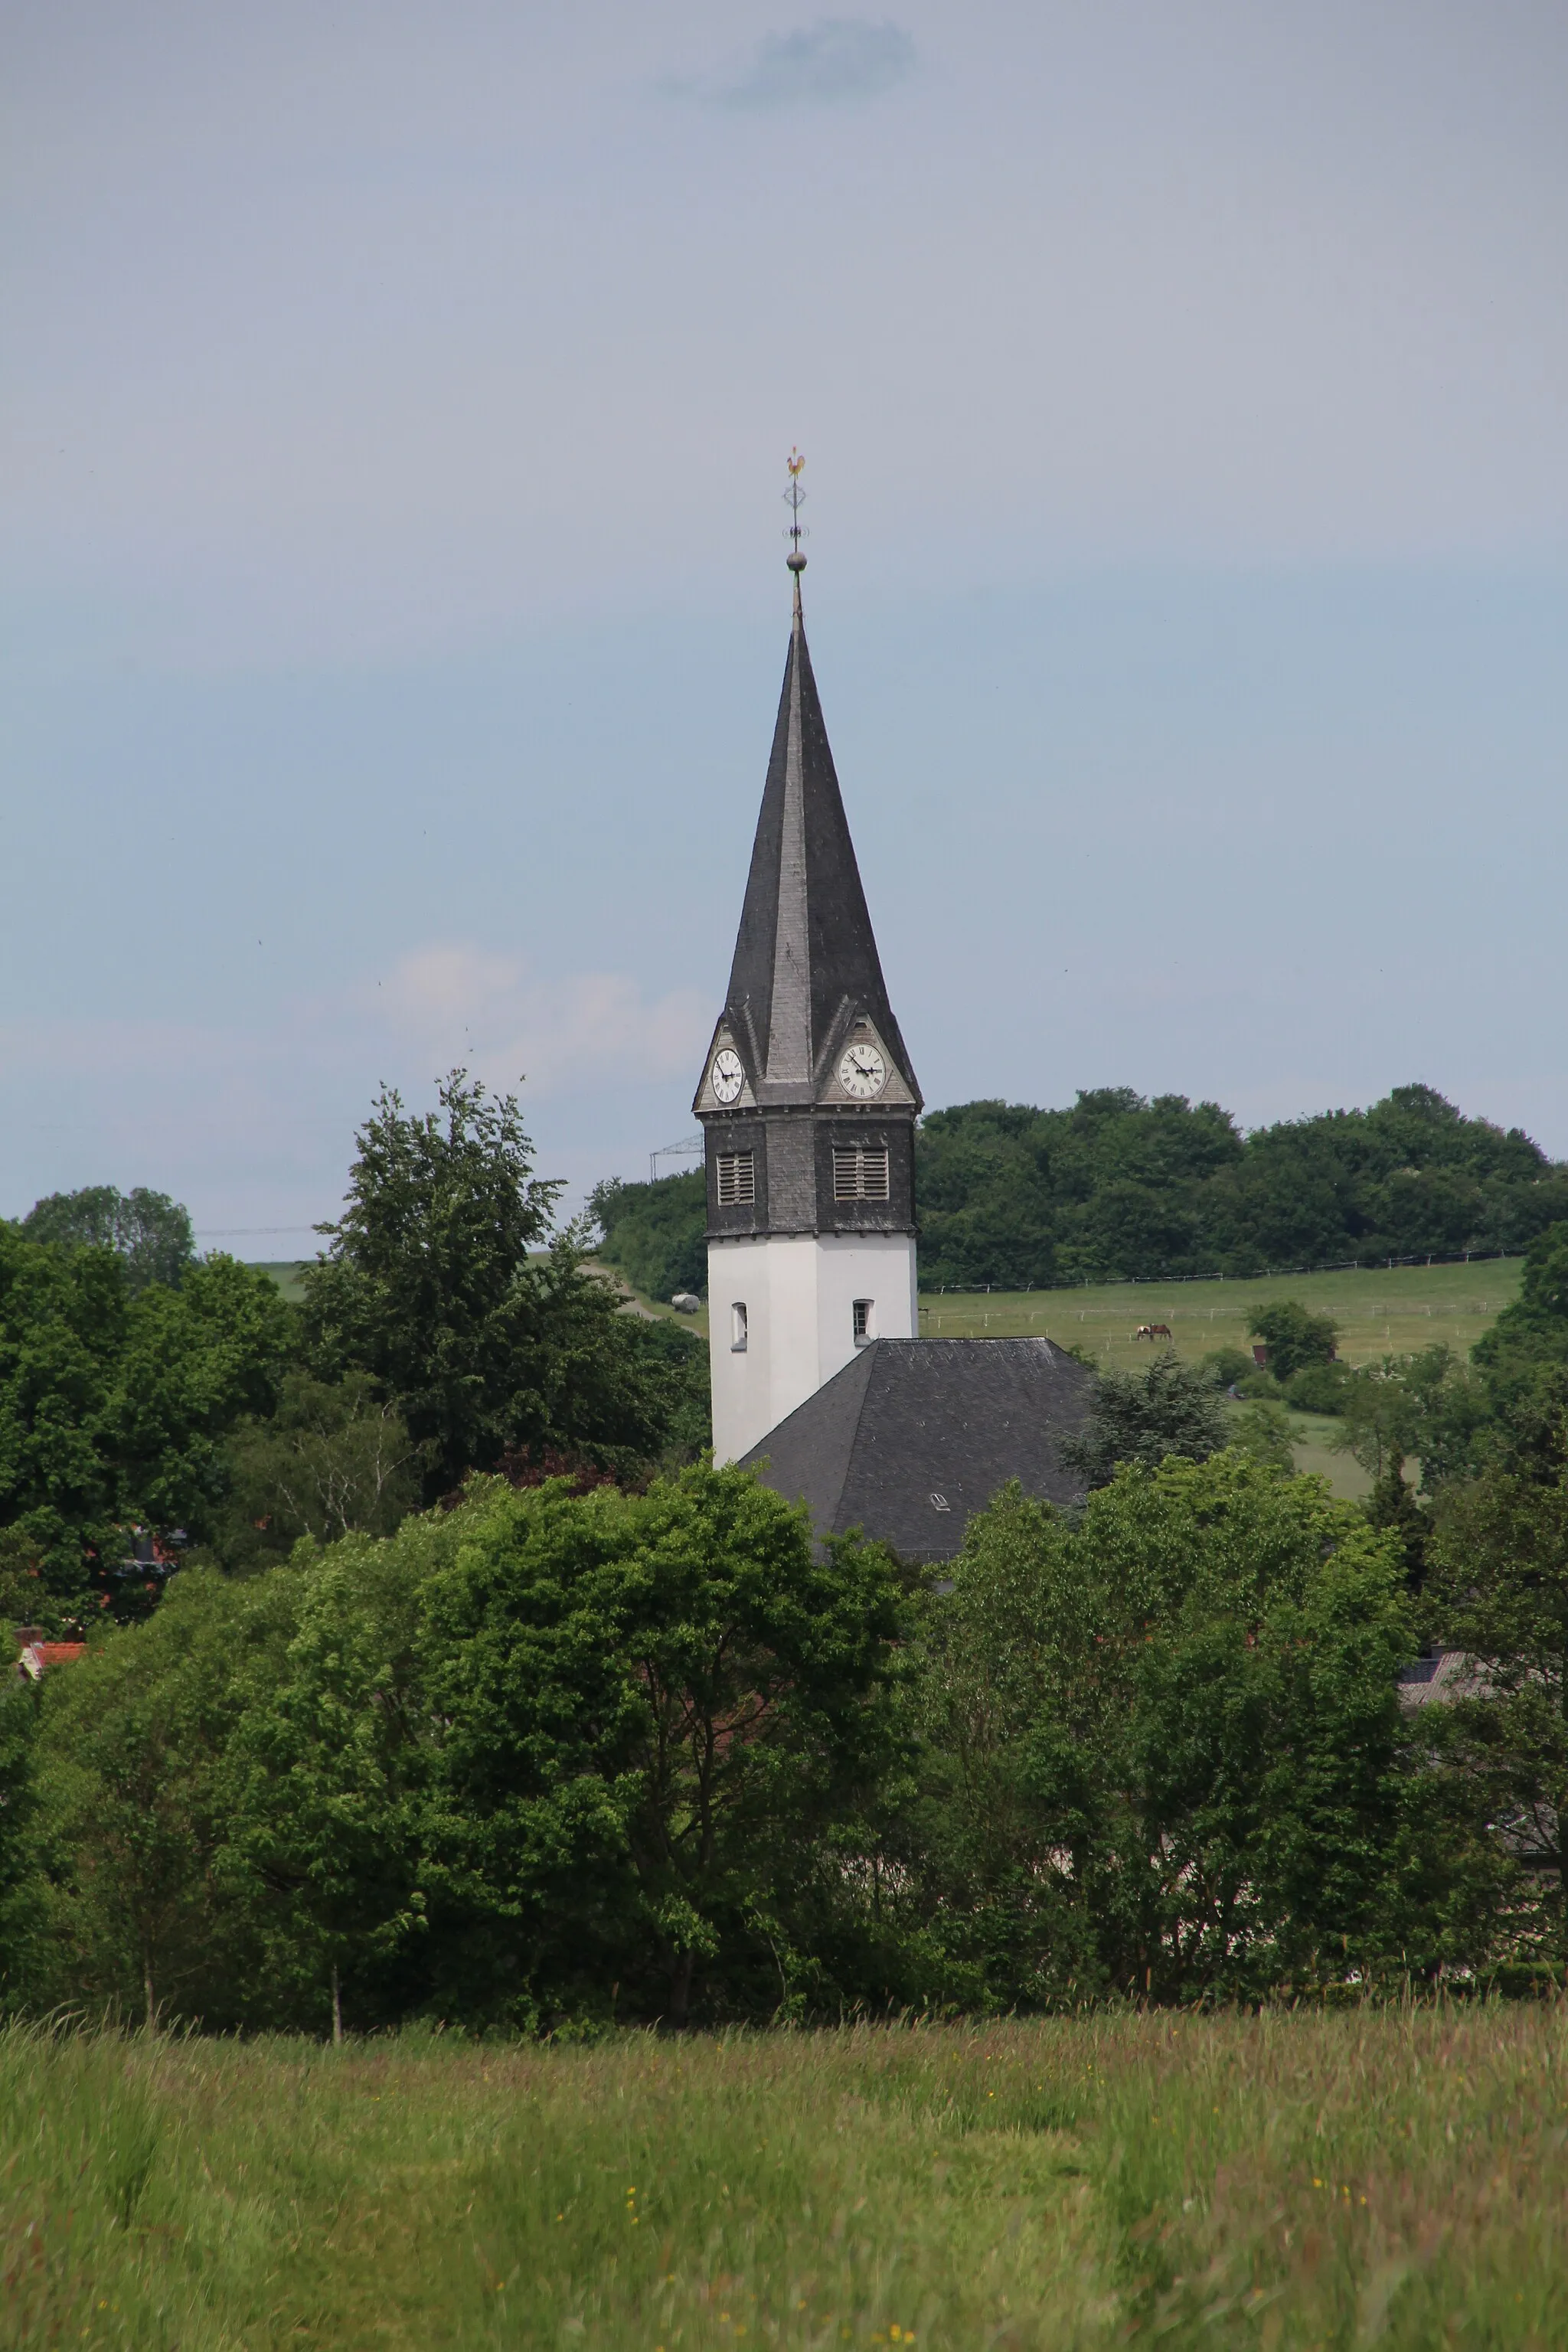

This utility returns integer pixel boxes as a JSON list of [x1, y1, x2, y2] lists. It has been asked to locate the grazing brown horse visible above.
[[1135, 1321, 1174, 1341]]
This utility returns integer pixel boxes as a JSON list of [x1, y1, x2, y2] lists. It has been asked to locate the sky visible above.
[[3, 0, 1566, 1251]]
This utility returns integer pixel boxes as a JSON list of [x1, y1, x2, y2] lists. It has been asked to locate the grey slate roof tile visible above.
[[741, 1335, 1095, 1563]]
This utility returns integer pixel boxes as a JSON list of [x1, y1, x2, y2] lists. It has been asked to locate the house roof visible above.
[[741, 1335, 1095, 1562], [709, 579, 919, 1111], [18, 1642, 87, 1681], [1396, 1648, 1491, 1709]]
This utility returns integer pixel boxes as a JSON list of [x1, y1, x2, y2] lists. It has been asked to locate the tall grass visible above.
[[2, 2011, 1563, 2348]]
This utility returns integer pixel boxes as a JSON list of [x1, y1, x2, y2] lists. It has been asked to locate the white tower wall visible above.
[[708, 1230, 918, 1465]]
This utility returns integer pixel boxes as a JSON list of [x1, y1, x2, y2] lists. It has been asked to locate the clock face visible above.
[[710, 1047, 744, 1105], [838, 1042, 887, 1099]]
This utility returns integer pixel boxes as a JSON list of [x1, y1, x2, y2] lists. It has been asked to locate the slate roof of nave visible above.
[[740, 1335, 1094, 1564]]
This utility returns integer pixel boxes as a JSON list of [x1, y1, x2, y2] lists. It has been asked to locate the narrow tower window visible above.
[[716, 1150, 755, 1206], [731, 1302, 748, 1352], [852, 1298, 874, 1344], [833, 1144, 890, 1201]]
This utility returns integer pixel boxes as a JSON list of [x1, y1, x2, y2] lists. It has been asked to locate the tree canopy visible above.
[[590, 1168, 707, 1302], [917, 1083, 1568, 1286], [3, 1448, 1514, 2029], [302, 1072, 707, 1498], [22, 1186, 196, 1294], [591, 1084, 1566, 1300], [1060, 1351, 1227, 1490], [0, 1227, 295, 1613]]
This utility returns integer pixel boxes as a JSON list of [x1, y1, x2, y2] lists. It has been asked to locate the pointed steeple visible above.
[[712, 578, 920, 1109]]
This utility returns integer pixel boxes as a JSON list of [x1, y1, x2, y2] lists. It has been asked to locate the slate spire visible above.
[[717, 573, 919, 1107]]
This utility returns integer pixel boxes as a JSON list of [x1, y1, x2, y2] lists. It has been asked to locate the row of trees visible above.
[[11, 1083, 1568, 2031], [591, 1083, 1568, 1298], [5, 1424, 1565, 2035], [1, 1074, 708, 1625]]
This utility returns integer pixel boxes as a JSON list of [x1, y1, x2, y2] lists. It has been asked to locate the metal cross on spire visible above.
[[784, 448, 807, 577]]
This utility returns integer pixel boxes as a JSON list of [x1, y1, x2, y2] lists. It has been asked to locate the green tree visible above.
[[214, 1372, 419, 1571], [907, 1081, 1568, 1289], [413, 1465, 906, 2027], [1233, 1400, 1296, 1474], [1334, 1345, 1492, 1495], [0, 1679, 38, 2008], [22, 1187, 195, 1294], [303, 1073, 703, 1498], [1059, 1351, 1226, 1489], [1364, 1450, 1430, 1591], [0, 1230, 292, 1610], [1426, 1426, 1568, 1942], [916, 1454, 1454, 2001], [1472, 1222, 1568, 1439], [21, 1571, 298, 2024], [1247, 1298, 1340, 1381], [217, 1547, 423, 2039], [589, 1169, 707, 1302]]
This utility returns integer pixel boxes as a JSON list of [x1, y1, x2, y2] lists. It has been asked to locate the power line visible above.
[[194, 1224, 325, 1237]]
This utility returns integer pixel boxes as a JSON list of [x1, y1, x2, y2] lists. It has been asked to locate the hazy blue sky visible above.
[[3, 2, 1566, 1247]]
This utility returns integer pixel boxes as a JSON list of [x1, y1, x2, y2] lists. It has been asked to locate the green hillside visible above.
[[593, 1083, 1568, 1303]]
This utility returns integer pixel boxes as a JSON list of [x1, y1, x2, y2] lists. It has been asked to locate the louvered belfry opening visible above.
[[716, 1150, 756, 1207], [832, 1143, 890, 1202]]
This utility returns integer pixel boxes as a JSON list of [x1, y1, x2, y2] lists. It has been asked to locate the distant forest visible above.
[[591, 1083, 1568, 1298]]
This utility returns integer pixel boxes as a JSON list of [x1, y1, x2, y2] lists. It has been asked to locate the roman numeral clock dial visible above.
[[710, 1047, 744, 1105], [838, 1043, 887, 1099]]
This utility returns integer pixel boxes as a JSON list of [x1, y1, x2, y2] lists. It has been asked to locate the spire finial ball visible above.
[[783, 449, 807, 579]]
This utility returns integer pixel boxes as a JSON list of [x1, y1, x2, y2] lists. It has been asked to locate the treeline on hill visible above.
[[590, 1083, 1568, 1299]]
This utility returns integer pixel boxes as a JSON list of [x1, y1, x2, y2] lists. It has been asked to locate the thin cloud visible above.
[[676, 18, 916, 113], [365, 946, 710, 1096]]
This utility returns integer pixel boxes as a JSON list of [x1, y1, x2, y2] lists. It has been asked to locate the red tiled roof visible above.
[[18, 1642, 88, 1679]]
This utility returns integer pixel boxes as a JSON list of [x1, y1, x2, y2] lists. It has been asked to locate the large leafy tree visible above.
[[915, 1454, 1485, 2004], [590, 1168, 707, 1302], [18, 1569, 299, 2025], [1246, 1297, 1340, 1380], [214, 1372, 419, 1573], [413, 1465, 906, 2027], [1425, 1424, 1568, 1944], [217, 1546, 424, 2039], [0, 1228, 295, 1610], [22, 1185, 195, 1294], [1471, 1221, 1568, 1430], [1060, 1350, 1226, 1489], [302, 1072, 706, 1498]]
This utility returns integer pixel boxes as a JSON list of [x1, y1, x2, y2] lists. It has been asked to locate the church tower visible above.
[[694, 527, 921, 1464]]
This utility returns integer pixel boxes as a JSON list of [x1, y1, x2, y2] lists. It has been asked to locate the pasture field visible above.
[[248, 1259, 309, 1302], [1215, 1400, 1370, 1500], [919, 1256, 1523, 1374], [6, 2012, 1566, 2351], [266, 1254, 1522, 1379]]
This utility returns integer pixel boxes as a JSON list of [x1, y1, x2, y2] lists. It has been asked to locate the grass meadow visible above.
[[576, 1260, 1522, 1502], [6, 2011, 1566, 2350], [916, 1258, 1523, 1373]]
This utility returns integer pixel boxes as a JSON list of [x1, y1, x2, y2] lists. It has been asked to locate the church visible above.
[[691, 528, 1093, 1562]]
